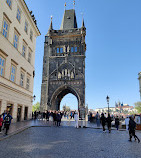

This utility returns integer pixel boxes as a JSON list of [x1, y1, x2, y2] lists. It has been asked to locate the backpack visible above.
[[5, 116, 10, 124]]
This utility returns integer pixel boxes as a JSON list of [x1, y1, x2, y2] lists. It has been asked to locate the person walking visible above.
[[107, 114, 112, 133], [96, 112, 100, 127], [101, 113, 106, 132], [4, 112, 13, 135], [125, 116, 129, 131], [128, 116, 140, 143], [74, 111, 79, 128], [56, 112, 61, 126], [115, 116, 120, 130], [0, 115, 3, 133]]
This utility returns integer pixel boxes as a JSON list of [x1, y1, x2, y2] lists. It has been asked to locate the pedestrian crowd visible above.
[[95, 112, 140, 143], [0, 110, 13, 135]]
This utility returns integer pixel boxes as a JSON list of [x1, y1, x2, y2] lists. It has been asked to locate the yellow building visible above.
[[0, 0, 40, 122]]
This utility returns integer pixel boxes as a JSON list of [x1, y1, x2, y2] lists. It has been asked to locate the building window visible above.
[[26, 77, 30, 90], [75, 47, 77, 52], [28, 52, 31, 63], [71, 47, 74, 52], [57, 48, 59, 53], [24, 21, 28, 34], [22, 42, 27, 58], [60, 47, 63, 53], [6, 0, 12, 8], [13, 32, 19, 49], [2, 19, 9, 38], [10, 65, 16, 82], [16, 7, 21, 22], [0, 56, 5, 76], [30, 30, 33, 41], [20, 72, 24, 87]]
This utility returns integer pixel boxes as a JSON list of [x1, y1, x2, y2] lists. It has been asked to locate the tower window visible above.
[[71, 47, 74, 52], [60, 47, 63, 53], [57, 48, 59, 53], [75, 47, 77, 52]]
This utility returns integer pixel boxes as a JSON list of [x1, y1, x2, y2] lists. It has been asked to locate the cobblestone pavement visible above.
[[0, 118, 116, 139], [0, 126, 141, 158]]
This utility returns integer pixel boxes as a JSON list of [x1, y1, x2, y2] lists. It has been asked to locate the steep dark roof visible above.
[[60, 9, 77, 30]]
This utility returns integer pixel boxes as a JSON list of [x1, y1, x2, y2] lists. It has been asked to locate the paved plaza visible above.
[[0, 120, 141, 158]]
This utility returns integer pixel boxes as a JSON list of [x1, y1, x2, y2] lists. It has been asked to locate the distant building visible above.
[[0, 0, 40, 122]]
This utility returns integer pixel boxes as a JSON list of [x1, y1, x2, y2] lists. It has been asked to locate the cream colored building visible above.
[[0, 0, 40, 122]]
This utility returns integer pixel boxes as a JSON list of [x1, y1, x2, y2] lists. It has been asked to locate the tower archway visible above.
[[50, 85, 80, 111]]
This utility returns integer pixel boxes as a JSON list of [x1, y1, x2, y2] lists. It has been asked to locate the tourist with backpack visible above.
[[4, 112, 13, 135], [128, 116, 140, 143]]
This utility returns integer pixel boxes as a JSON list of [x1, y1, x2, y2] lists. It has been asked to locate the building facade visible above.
[[0, 0, 40, 122], [40, 8, 86, 118]]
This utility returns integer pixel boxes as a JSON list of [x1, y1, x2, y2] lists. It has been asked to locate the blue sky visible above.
[[25, 0, 141, 110]]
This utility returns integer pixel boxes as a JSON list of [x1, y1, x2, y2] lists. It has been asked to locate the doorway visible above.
[[17, 105, 22, 122], [24, 107, 28, 120]]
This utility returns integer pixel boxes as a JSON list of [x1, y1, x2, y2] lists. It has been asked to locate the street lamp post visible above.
[[106, 95, 110, 114]]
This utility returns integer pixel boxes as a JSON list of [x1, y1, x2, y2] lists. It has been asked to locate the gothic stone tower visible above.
[[40, 9, 86, 115]]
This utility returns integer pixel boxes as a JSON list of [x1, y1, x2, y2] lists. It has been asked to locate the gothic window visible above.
[[71, 47, 74, 52], [60, 47, 63, 53], [75, 47, 77, 52], [57, 48, 59, 53]]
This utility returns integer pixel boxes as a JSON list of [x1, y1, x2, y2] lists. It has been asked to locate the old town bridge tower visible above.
[[40, 8, 86, 116]]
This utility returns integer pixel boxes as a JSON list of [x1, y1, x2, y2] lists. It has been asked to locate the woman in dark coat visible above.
[[107, 114, 112, 133], [129, 117, 140, 143], [101, 113, 106, 132], [115, 116, 120, 130]]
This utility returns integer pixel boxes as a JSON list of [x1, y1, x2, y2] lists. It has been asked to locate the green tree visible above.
[[32, 102, 40, 112], [134, 101, 141, 113]]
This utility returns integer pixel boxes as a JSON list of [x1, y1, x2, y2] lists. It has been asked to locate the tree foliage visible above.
[[134, 101, 141, 113], [32, 102, 40, 112]]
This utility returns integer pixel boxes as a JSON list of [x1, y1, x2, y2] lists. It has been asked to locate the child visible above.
[[0, 115, 3, 133]]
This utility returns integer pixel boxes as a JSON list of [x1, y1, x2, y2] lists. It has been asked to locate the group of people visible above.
[[0, 111, 13, 135], [96, 112, 140, 143], [33, 110, 63, 127]]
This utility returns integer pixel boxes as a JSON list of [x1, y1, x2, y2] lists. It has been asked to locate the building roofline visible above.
[[22, 0, 41, 36]]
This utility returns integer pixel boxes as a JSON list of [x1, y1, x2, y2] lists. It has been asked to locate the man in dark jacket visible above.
[[101, 113, 106, 132], [115, 116, 120, 130], [4, 112, 13, 135], [129, 116, 140, 143], [107, 114, 112, 133]]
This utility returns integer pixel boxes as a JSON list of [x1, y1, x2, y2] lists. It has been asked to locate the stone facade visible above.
[[0, 0, 40, 122], [40, 9, 86, 116]]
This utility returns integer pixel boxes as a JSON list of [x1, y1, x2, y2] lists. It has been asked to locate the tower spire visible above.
[[49, 15, 53, 30]]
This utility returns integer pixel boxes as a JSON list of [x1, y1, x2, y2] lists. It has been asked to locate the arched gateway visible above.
[[40, 8, 86, 118]]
